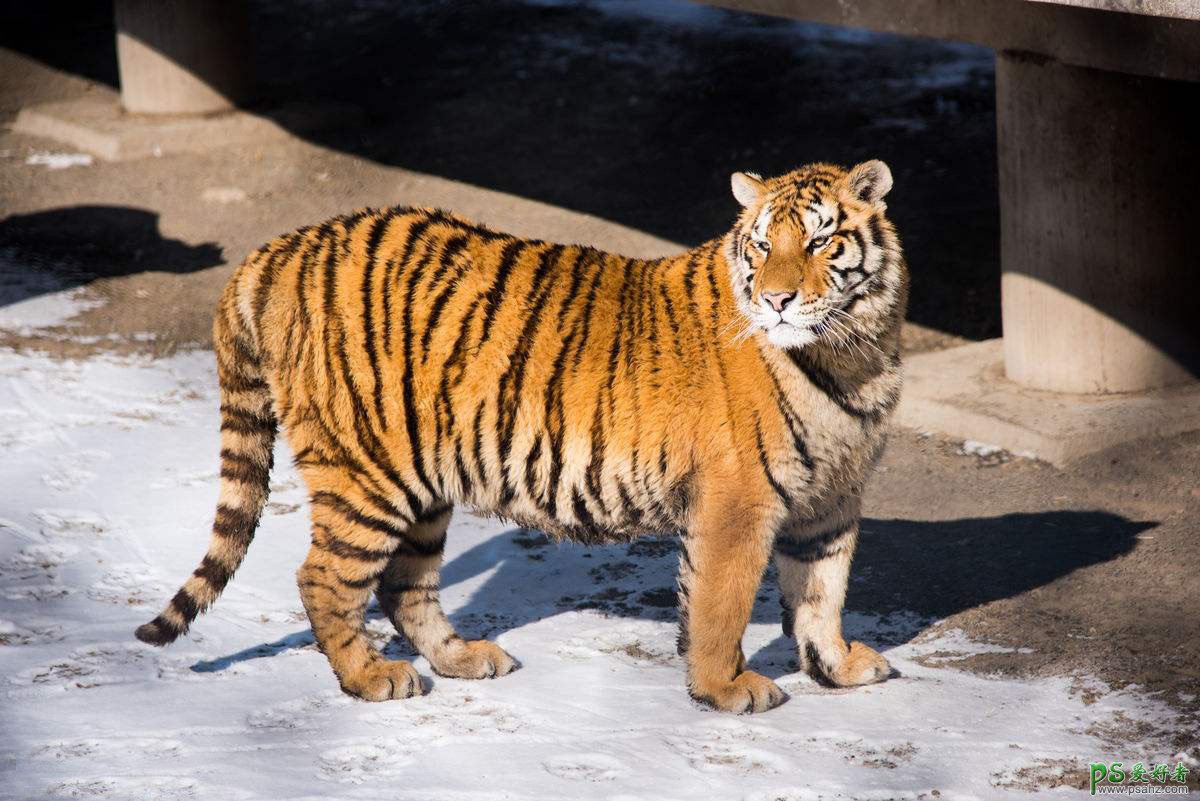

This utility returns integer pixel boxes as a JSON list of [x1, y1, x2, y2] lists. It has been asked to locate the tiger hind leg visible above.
[[776, 518, 890, 687], [375, 508, 517, 680], [297, 480, 426, 702]]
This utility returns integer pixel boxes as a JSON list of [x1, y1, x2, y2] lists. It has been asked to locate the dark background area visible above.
[[1, 0, 1000, 342]]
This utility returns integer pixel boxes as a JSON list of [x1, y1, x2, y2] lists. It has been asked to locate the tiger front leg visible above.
[[677, 496, 786, 714], [776, 518, 890, 687], [375, 508, 516, 680]]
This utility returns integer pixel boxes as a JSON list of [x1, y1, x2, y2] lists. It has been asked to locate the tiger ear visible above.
[[730, 171, 764, 208], [845, 160, 893, 204]]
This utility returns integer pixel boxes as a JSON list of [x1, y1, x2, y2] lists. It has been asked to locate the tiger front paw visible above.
[[342, 659, 425, 701], [431, 639, 517, 680], [805, 639, 890, 687], [691, 670, 787, 714]]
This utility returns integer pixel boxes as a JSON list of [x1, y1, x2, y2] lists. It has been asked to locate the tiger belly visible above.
[[451, 436, 691, 545]]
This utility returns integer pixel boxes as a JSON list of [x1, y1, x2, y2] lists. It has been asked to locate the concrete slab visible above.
[[1028, 0, 1200, 21], [896, 338, 1200, 464], [12, 94, 360, 162], [700, 0, 1200, 82]]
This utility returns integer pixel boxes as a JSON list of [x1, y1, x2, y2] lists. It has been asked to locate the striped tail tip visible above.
[[134, 617, 182, 646]]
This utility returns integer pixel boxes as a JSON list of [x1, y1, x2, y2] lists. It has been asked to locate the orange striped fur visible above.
[[137, 161, 907, 713]]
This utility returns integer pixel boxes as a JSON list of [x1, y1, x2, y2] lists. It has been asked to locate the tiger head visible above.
[[726, 161, 900, 350]]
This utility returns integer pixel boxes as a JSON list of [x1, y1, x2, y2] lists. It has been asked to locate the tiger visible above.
[[135, 160, 906, 714]]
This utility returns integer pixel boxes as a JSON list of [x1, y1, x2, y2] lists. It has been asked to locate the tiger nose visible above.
[[761, 291, 796, 313]]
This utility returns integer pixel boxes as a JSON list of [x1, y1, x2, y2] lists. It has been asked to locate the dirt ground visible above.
[[2, 0, 1197, 760]]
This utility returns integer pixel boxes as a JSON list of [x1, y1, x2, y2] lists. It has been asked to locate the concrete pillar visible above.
[[114, 0, 253, 115], [997, 52, 1200, 394]]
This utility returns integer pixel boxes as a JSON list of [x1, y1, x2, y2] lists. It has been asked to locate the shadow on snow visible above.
[[191, 509, 1150, 678]]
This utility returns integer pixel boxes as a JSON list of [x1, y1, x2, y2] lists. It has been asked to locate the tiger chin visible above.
[[135, 160, 906, 715]]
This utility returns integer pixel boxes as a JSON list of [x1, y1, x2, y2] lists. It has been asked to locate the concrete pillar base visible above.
[[12, 94, 361, 162], [896, 339, 1200, 465], [115, 0, 253, 115], [997, 53, 1200, 393]]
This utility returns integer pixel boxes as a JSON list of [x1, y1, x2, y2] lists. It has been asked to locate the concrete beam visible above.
[[698, 0, 1200, 82]]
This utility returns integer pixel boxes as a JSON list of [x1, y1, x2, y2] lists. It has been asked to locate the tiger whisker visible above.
[[824, 308, 885, 361]]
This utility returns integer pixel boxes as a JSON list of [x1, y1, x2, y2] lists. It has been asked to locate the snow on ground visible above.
[[0, 336, 1179, 801], [0, 251, 106, 336], [23, 153, 94, 171]]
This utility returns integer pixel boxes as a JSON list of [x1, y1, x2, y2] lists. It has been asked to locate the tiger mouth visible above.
[[771, 312, 826, 331]]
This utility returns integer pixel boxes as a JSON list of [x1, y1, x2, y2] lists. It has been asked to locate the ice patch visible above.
[[359, 687, 527, 739], [18, 644, 152, 690], [33, 508, 111, 538], [3, 583, 74, 602], [25, 151, 94, 170], [743, 790, 825, 801], [0, 616, 59, 645], [149, 469, 219, 489], [961, 440, 1003, 457], [911, 627, 1036, 664], [317, 740, 414, 784], [87, 564, 166, 605], [200, 187, 248, 204], [0, 284, 105, 333], [46, 776, 197, 800], [41, 450, 110, 492], [542, 753, 625, 782], [5, 542, 79, 571], [246, 692, 346, 730], [0, 250, 107, 335], [555, 622, 678, 667], [665, 722, 788, 775], [32, 737, 183, 761]]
